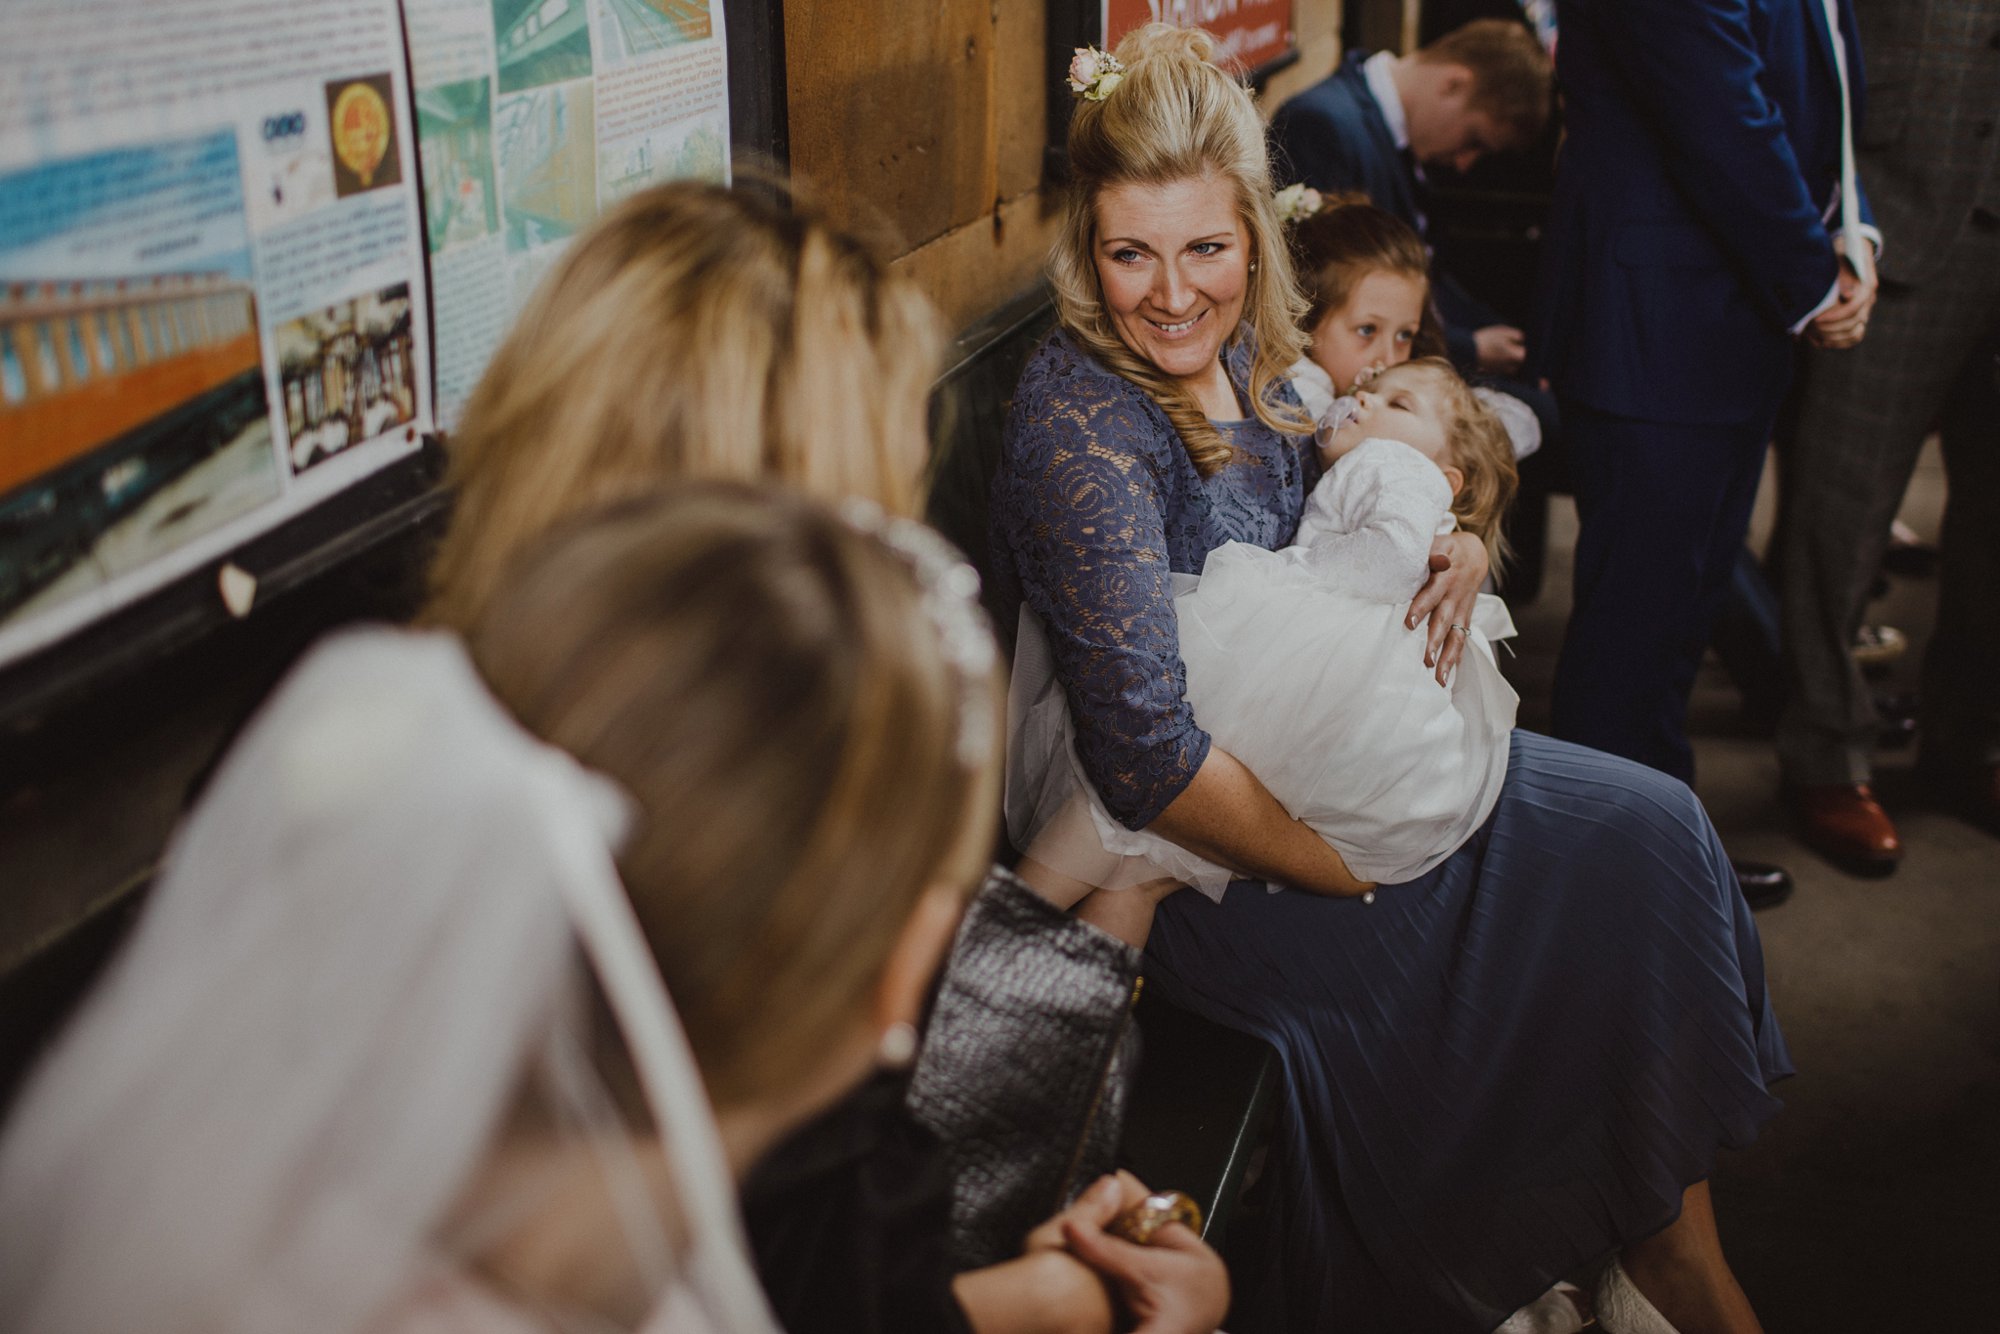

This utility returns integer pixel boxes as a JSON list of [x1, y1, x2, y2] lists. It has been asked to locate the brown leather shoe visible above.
[[1787, 783, 1902, 877]]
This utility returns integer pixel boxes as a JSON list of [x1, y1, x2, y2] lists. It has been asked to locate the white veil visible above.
[[0, 628, 781, 1334]]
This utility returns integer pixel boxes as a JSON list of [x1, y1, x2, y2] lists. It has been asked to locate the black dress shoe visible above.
[[1881, 539, 1941, 579], [1731, 859, 1794, 911]]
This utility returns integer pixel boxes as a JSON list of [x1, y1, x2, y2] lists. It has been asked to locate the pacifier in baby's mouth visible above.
[[1321, 395, 1361, 435]]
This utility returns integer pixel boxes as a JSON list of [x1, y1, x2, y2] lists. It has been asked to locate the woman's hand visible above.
[[1023, 1171, 1147, 1254], [1409, 531, 1489, 686], [1474, 324, 1528, 375], [1038, 1173, 1231, 1334]]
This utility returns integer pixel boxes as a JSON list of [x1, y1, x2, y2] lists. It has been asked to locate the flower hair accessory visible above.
[[1067, 46, 1126, 102], [837, 498, 998, 769], [1273, 182, 1325, 226]]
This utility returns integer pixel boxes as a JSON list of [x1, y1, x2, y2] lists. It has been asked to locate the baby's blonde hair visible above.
[[1381, 358, 1516, 572], [1048, 23, 1312, 475]]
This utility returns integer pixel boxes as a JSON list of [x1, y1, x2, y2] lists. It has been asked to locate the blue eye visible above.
[[1354, 323, 1376, 338], [1191, 241, 1225, 256], [1111, 247, 1144, 264]]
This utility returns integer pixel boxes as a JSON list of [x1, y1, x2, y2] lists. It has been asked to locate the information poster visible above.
[[0, 0, 433, 666], [1103, 0, 1294, 75], [405, 0, 732, 430]]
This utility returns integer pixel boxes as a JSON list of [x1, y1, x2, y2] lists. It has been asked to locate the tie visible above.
[[1401, 147, 1431, 237], [1819, 0, 1874, 282]]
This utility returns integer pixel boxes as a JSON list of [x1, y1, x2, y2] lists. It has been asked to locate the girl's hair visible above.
[[426, 180, 944, 632], [1388, 358, 1517, 570], [1048, 23, 1311, 475], [470, 484, 1000, 1112], [1290, 196, 1439, 355]]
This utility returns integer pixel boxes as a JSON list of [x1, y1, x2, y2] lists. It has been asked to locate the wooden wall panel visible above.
[[891, 191, 1065, 335], [1264, 0, 1347, 110], [784, 0, 997, 252], [994, 0, 1048, 202], [785, 0, 1350, 334]]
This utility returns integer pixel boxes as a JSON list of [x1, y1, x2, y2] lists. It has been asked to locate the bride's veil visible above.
[[0, 628, 780, 1334]]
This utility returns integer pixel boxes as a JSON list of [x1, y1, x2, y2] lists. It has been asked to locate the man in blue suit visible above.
[[1271, 20, 1551, 374], [1534, 0, 1878, 891]]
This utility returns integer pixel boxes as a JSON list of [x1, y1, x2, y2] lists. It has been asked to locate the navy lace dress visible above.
[[989, 329, 1792, 1333]]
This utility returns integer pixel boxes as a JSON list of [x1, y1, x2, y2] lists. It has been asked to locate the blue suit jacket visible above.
[[1270, 55, 1423, 226], [1532, 0, 1871, 424], [1270, 54, 1498, 369]]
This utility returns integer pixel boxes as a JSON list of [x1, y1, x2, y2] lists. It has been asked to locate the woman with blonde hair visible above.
[[0, 486, 994, 1333], [992, 24, 1789, 1333], [414, 179, 1226, 1333], [426, 179, 943, 631]]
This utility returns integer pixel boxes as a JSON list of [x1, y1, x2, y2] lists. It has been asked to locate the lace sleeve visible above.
[[997, 376, 1211, 831], [1297, 438, 1455, 605]]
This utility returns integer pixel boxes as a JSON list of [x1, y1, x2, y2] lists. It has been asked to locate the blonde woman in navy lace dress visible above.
[[989, 26, 1790, 1334]]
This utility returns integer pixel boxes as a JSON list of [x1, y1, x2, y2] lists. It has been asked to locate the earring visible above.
[[877, 1021, 919, 1069], [1248, 259, 1259, 273]]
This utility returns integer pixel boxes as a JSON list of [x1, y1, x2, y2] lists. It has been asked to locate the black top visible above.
[[741, 1071, 974, 1334]]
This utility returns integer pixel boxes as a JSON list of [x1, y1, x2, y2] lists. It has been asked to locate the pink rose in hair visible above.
[[1067, 46, 1125, 101], [1068, 48, 1101, 91]]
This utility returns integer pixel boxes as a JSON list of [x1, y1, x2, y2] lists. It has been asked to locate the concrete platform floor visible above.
[[1506, 439, 1998, 1331]]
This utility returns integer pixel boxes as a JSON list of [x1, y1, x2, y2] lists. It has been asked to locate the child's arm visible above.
[[1301, 441, 1456, 605]]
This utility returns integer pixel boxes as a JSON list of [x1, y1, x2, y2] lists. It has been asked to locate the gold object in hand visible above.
[[1106, 1189, 1203, 1245]]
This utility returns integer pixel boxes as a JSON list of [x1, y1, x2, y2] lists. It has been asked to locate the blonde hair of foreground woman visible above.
[[428, 180, 944, 631], [471, 483, 1000, 1113], [1048, 23, 1312, 475]]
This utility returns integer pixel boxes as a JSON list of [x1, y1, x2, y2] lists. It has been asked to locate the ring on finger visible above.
[[1106, 1190, 1203, 1246]]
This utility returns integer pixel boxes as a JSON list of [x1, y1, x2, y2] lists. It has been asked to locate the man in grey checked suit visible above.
[[1778, 0, 2000, 873]]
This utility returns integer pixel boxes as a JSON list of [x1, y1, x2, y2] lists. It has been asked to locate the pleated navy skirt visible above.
[[1144, 731, 1792, 1333]]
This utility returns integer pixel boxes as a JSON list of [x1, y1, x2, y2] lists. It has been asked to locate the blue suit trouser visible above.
[[1553, 398, 1784, 784]]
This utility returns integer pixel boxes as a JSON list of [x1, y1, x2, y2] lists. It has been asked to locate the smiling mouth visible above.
[[1147, 310, 1206, 337]]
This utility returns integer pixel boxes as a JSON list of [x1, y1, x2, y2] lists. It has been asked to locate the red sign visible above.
[[1102, 0, 1294, 76]]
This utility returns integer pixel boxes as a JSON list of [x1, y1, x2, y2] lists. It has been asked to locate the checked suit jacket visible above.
[[1852, 0, 2000, 287]]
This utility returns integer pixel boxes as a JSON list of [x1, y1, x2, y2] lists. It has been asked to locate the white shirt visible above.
[[1361, 51, 1428, 235], [1361, 51, 1410, 152], [1790, 0, 1883, 332]]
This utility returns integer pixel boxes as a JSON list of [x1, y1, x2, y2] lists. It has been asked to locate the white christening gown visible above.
[[1007, 436, 1518, 899]]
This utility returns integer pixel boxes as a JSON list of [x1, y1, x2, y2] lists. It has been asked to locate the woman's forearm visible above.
[[1147, 746, 1373, 897], [954, 1250, 1116, 1334]]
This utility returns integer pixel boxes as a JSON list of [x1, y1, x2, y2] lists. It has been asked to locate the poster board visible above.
[[0, 0, 731, 671], [406, 0, 731, 429]]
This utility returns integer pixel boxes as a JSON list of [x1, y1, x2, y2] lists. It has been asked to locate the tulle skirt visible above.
[[1143, 731, 1793, 1333], [1006, 548, 1517, 899]]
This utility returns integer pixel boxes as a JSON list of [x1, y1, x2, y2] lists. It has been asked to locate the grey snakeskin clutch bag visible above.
[[905, 867, 1143, 1272]]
